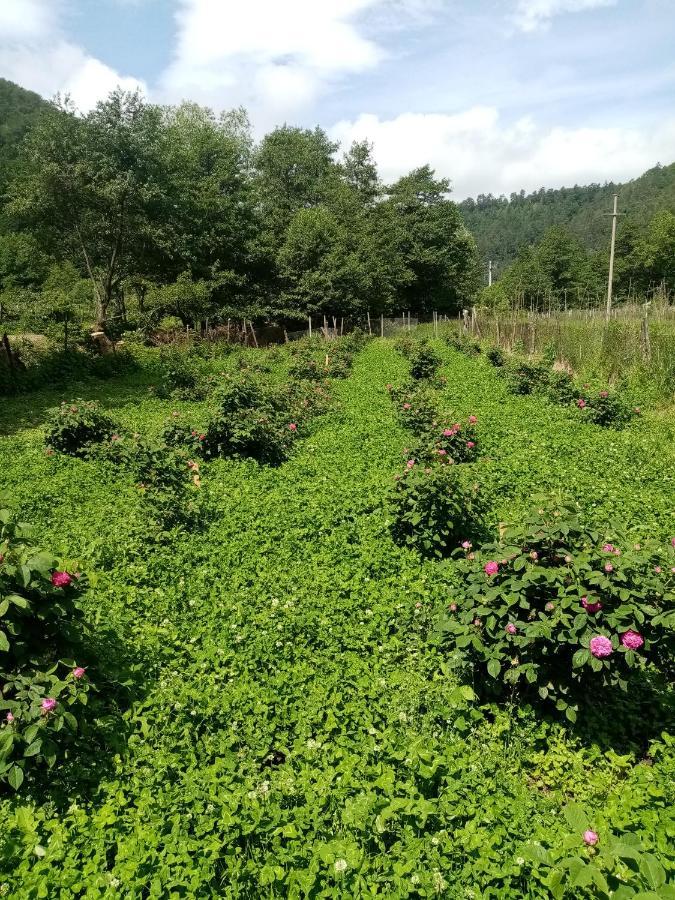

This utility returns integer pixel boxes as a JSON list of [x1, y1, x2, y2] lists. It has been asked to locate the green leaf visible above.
[[562, 802, 588, 832], [572, 648, 590, 668], [24, 740, 42, 758], [0, 630, 9, 652], [487, 658, 501, 678], [640, 853, 666, 890], [7, 765, 24, 790]]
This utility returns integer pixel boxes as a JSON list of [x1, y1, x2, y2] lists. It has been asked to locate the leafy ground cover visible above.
[[0, 338, 673, 897]]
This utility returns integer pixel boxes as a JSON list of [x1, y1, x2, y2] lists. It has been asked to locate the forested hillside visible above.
[[0, 79, 49, 199], [460, 162, 675, 275]]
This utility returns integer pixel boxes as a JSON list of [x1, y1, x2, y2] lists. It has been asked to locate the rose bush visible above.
[[438, 498, 675, 720], [0, 498, 91, 790], [45, 400, 117, 456]]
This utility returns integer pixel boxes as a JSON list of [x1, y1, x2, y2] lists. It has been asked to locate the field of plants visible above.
[[0, 332, 674, 898]]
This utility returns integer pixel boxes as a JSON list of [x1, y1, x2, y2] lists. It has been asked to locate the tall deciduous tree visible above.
[[6, 90, 165, 329]]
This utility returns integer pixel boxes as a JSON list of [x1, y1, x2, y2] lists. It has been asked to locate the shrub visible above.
[[445, 331, 481, 356], [45, 400, 117, 456], [575, 388, 635, 428], [501, 357, 549, 395], [546, 370, 577, 404], [203, 408, 294, 466], [0, 499, 92, 789], [156, 351, 213, 401], [412, 416, 479, 465], [437, 498, 675, 720], [485, 345, 505, 367], [390, 383, 439, 435], [393, 333, 418, 358], [389, 461, 485, 558], [409, 343, 442, 380]]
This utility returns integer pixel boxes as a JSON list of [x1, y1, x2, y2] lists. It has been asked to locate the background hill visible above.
[[459, 162, 675, 275], [0, 78, 50, 196]]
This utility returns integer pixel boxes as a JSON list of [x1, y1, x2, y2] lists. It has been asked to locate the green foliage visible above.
[[390, 461, 485, 557], [576, 387, 636, 428], [501, 357, 550, 394], [438, 499, 675, 718], [485, 344, 505, 367], [45, 400, 117, 456], [408, 342, 442, 380], [0, 499, 91, 789]]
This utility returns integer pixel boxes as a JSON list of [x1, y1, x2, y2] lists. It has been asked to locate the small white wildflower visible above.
[[410, 874, 420, 886], [398, 711, 408, 723], [109, 876, 120, 888], [33, 845, 46, 858], [306, 738, 319, 750], [271, 598, 279, 606], [431, 836, 439, 846], [432, 870, 447, 893], [516, 857, 525, 866], [334, 859, 348, 874], [258, 781, 270, 797]]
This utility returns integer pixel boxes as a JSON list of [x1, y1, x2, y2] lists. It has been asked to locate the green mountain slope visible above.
[[459, 162, 675, 274], [0, 78, 50, 196]]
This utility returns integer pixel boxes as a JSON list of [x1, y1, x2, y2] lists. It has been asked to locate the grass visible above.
[[0, 338, 673, 897]]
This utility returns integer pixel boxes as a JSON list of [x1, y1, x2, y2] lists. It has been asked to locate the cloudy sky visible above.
[[1, 0, 674, 197]]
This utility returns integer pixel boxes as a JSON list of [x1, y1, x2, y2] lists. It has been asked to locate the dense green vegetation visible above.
[[0, 82, 479, 346], [0, 79, 49, 200], [0, 335, 673, 897], [460, 162, 675, 279]]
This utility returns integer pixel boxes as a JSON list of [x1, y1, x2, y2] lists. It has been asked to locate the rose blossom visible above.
[[484, 561, 499, 576], [403, 403, 411, 410], [41, 698, 57, 714], [583, 830, 599, 846], [621, 630, 644, 650], [581, 596, 602, 614], [602, 543, 614, 553], [466, 441, 475, 449], [604, 563, 614, 573], [442, 428, 453, 437], [654, 566, 662, 574], [577, 398, 586, 409], [437, 448, 447, 456], [545, 602, 555, 612], [288, 423, 297, 432], [589, 635, 613, 658], [599, 390, 608, 398], [51, 571, 72, 588], [406, 459, 415, 469], [449, 603, 457, 612], [461, 541, 472, 549], [468, 415, 478, 424], [72, 667, 86, 679], [506, 623, 517, 635], [5, 712, 14, 724]]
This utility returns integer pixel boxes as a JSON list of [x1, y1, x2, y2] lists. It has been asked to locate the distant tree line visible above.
[[460, 162, 675, 287], [480, 213, 675, 311], [0, 86, 480, 340]]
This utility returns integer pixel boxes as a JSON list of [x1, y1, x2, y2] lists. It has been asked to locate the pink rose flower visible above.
[[654, 566, 662, 574], [530, 551, 538, 560], [406, 459, 415, 469], [604, 563, 614, 573], [449, 603, 457, 612], [41, 698, 57, 714], [506, 623, 517, 635], [51, 571, 72, 588], [671, 537, 675, 547], [473, 618, 482, 627], [466, 441, 475, 449], [403, 403, 411, 410], [484, 561, 499, 576], [621, 630, 644, 650], [589, 635, 613, 658], [545, 602, 555, 612], [468, 415, 478, 424], [6, 712, 14, 724], [577, 398, 586, 409], [199, 434, 206, 441], [602, 543, 614, 553], [443, 428, 453, 437], [581, 596, 602, 614], [288, 423, 297, 431], [461, 541, 471, 549], [599, 390, 608, 398], [111, 434, 120, 441], [583, 830, 599, 846], [437, 448, 447, 456], [72, 667, 86, 679]]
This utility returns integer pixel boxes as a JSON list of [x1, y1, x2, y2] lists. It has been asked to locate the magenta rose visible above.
[[589, 636, 613, 658]]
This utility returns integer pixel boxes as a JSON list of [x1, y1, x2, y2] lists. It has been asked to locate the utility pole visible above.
[[605, 194, 621, 321], [488, 260, 493, 287]]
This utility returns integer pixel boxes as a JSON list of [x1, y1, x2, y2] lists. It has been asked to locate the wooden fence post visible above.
[[380, 314, 384, 338]]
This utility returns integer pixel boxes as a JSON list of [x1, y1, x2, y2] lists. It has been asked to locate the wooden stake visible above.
[[380, 313, 384, 338], [367, 310, 372, 335], [308, 315, 312, 337]]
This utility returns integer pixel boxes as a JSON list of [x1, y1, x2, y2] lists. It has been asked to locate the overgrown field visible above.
[[0, 337, 674, 898]]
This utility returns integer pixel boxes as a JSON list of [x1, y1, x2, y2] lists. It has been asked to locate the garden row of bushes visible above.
[[446, 330, 640, 429], [387, 334, 675, 895], [0, 336, 370, 792]]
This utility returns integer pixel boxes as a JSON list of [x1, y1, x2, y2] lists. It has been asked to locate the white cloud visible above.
[[160, 0, 387, 123], [0, 0, 146, 110], [512, 0, 617, 32], [331, 108, 675, 197]]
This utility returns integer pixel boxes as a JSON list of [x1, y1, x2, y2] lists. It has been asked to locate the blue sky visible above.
[[1, 0, 674, 197]]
